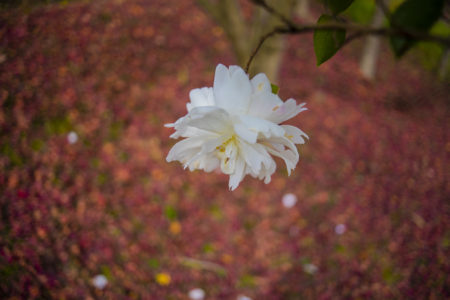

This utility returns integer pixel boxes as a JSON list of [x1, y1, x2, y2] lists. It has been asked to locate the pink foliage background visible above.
[[0, 0, 449, 299]]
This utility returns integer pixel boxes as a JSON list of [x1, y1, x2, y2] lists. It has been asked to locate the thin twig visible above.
[[250, 0, 296, 29], [245, 29, 279, 73]]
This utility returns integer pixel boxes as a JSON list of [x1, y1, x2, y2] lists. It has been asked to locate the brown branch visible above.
[[250, 0, 296, 30], [245, 29, 279, 73]]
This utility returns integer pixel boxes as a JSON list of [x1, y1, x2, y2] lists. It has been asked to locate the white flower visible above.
[[188, 288, 205, 300], [282, 193, 297, 208], [166, 64, 308, 190], [92, 274, 108, 289]]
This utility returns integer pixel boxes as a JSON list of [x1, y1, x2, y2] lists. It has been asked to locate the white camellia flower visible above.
[[166, 64, 308, 190]]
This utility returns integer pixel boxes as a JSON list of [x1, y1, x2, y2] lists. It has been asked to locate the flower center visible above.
[[216, 135, 239, 174]]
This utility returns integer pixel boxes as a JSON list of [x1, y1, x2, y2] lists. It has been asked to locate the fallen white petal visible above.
[[303, 263, 318, 274], [282, 193, 297, 208], [335, 223, 346, 235], [67, 131, 78, 144], [188, 288, 205, 300], [92, 274, 108, 289]]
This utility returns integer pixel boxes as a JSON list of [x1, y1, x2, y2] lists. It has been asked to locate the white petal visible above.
[[175, 106, 231, 135], [213, 64, 252, 115], [248, 91, 283, 120], [169, 126, 214, 139], [166, 137, 205, 163], [187, 87, 215, 111], [267, 100, 307, 124], [263, 136, 299, 175], [233, 123, 258, 144], [239, 141, 274, 174], [251, 73, 272, 94], [229, 156, 245, 190], [238, 115, 285, 139], [189, 288, 206, 300], [92, 274, 108, 289], [184, 137, 224, 167], [281, 125, 309, 144], [282, 193, 297, 208], [186, 153, 220, 172]]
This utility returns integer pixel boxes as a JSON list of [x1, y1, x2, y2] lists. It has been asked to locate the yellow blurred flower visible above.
[[221, 253, 233, 264], [155, 272, 171, 286], [169, 221, 182, 235]]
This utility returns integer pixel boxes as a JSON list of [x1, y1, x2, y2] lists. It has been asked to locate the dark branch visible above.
[[250, 0, 296, 30], [245, 29, 279, 73]]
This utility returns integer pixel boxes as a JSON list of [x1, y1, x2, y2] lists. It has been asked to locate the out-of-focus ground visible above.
[[0, 0, 449, 299]]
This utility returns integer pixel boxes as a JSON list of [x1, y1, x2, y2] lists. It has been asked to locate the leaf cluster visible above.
[[314, 0, 446, 65]]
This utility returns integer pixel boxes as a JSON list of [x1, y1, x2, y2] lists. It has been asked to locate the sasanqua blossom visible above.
[[166, 64, 308, 190]]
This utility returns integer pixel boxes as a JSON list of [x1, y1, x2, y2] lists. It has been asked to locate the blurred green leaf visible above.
[[271, 83, 279, 94], [98, 12, 112, 24], [313, 15, 346, 66], [0, 262, 21, 280], [323, 0, 354, 15], [31, 139, 44, 151], [416, 21, 450, 71], [45, 116, 72, 135], [108, 121, 124, 141], [147, 258, 160, 269], [97, 173, 108, 186], [202, 243, 215, 254], [238, 274, 256, 288], [100, 265, 112, 280], [179, 257, 227, 277], [335, 244, 345, 253], [343, 0, 376, 25], [164, 205, 178, 221], [90, 157, 100, 168], [382, 266, 402, 285], [209, 204, 223, 220], [1, 143, 23, 166], [299, 256, 312, 265], [390, 0, 444, 57], [118, 151, 129, 162]]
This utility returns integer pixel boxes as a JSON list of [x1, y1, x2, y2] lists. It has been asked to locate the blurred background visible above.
[[0, 0, 449, 299]]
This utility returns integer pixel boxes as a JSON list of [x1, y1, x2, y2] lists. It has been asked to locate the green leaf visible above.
[[100, 265, 113, 280], [323, 0, 354, 15], [164, 205, 178, 220], [390, 0, 444, 57], [238, 274, 256, 288], [313, 15, 346, 66], [1, 142, 23, 166], [270, 83, 279, 94], [179, 257, 227, 277], [343, 0, 376, 25], [31, 139, 44, 151], [45, 116, 72, 135], [202, 243, 215, 254], [147, 258, 160, 269]]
